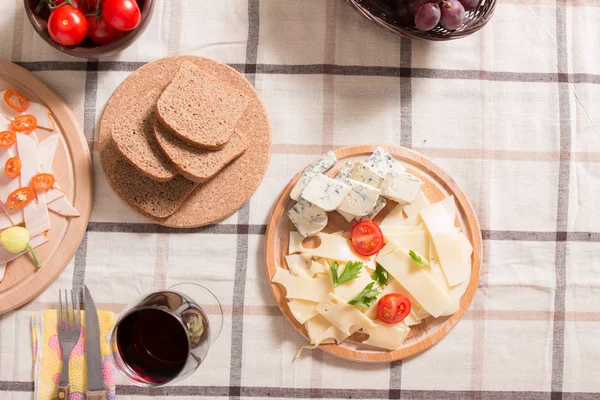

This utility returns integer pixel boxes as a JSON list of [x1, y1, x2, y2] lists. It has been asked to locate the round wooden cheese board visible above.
[[0, 61, 93, 314], [265, 145, 482, 362]]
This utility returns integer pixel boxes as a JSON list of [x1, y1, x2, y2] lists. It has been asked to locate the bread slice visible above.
[[111, 87, 178, 182], [103, 139, 198, 218], [154, 118, 248, 183], [156, 62, 248, 149]]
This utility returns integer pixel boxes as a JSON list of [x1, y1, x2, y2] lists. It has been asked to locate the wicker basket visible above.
[[345, 0, 497, 41]]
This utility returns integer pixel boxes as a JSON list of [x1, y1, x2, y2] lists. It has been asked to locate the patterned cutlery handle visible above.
[[56, 383, 69, 400], [87, 390, 107, 400]]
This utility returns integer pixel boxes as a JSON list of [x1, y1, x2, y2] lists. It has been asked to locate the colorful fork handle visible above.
[[57, 383, 69, 400], [87, 390, 107, 400]]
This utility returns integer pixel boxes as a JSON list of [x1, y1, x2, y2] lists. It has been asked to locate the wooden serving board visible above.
[[265, 145, 482, 363], [0, 61, 93, 315]]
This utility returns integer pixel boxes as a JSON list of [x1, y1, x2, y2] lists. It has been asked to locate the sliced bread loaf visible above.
[[156, 62, 249, 149], [154, 118, 248, 183], [111, 87, 178, 182], [103, 139, 198, 218]]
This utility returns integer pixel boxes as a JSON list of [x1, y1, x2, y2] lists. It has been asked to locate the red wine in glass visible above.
[[116, 308, 189, 384]]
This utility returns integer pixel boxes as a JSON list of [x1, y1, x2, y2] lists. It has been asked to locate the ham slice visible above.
[[17, 133, 50, 237]]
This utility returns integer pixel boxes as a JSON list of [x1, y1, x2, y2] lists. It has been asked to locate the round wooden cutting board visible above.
[[0, 61, 93, 314], [265, 145, 482, 363]]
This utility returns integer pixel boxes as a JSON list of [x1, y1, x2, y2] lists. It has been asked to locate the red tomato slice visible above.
[[377, 294, 411, 324], [31, 173, 56, 190], [7, 187, 36, 208], [10, 115, 37, 132], [0, 131, 16, 147], [350, 220, 384, 256], [5, 157, 21, 178], [4, 89, 28, 112]]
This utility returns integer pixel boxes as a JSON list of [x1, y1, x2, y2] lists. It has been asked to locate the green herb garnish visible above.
[[330, 261, 363, 288], [348, 282, 381, 309], [371, 263, 389, 287], [409, 250, 429, 269]]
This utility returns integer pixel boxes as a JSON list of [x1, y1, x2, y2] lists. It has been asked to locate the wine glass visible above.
[[110, 283, 223, 387]]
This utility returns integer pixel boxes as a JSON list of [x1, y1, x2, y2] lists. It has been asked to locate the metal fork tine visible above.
[[65, 289, 71, 330], [58, 289, 63, 330], [75, 290, 81, 331]]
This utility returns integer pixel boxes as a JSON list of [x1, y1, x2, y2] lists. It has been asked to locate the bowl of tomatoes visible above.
[[24, 0, 155, 58]]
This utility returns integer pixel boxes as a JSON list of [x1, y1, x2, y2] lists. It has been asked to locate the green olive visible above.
[[0, 226, 31, 253]]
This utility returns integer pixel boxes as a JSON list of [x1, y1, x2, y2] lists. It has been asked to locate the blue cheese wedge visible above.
[[289, 151, 338, 201], [380, 170, 424, 204], [287, 199, 328, 237], [349, 162, 384, 188], [337, 179, 380, 217], [301, 174, 351, 211], [333, 162, 356, 222], [364, 147, 405, 178], [356, 196, 387, 221]]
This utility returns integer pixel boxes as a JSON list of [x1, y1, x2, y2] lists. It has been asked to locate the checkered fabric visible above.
[[1, 0, 600, 398]]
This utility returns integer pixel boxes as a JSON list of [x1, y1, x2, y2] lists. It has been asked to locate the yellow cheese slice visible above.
[[385, 231, 430, 257], [363, 321, 411, 350], [304, 314, 349, 345], [376, 248, 453, 318], [272, 267, 331, 303], [380, 203, 404, 227], [403, 192, 430, 217], [308, 260, 328, 277], [289, 232, 373, 265], [285, 254, 312, 276], [288, 299, 319, 324], [331, 264, 374, 301], [316, 293, 374, 336]]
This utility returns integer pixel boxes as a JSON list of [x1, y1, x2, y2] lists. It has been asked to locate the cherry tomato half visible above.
[[350, 220, 384, 256], [10, 115, 37, 132], [7, 187, 36, 208], [0, 131, 16, 148], [31, 173, 56, 191], [5, 157, 21, 178], [102, 0, 141, 31], [4, 89, 28, 112], [87, 15, 123, 45], [377, 294, 411, 324], [48, 5, 88, 47]]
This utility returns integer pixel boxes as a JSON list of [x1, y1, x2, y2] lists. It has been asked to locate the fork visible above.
[[56, 289, 81, 400]]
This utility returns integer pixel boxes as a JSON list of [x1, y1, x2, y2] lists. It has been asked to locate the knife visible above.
[[84, 285, 106, 400]]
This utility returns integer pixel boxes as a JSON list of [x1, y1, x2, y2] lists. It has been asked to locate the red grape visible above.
[[415, 3, 441, 31], [458, 0, 478, 11], [394, 5, 414, 26], [439, 0, 465, 30]]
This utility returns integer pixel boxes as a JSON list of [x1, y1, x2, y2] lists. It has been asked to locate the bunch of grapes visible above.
[[392, 0, 477, 31]]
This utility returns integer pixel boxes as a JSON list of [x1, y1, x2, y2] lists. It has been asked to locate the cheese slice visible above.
[[290, 170, 319, 201], [331, 263, 373, 301], [349, 162, 384, 188], [288, 299, 319, 324], [381, 224, 425, 237], [272, 267, 331, 303], [376, 248, 453, 318], [289, 232, 372, 265], [429, 231, 470, 286], [398, 214, 422, 227], [308, 260, 328, 277], [289, 232, 304, 254], [364, 147, 405, 178], [380, 171, 423, 204], [380, 203, 404, 228], [285, 253, 312, 276], [385, 231, 429, 257], [420, 202, 455, 233], [356, 196, 387, 221], [337, 179, 380, 217], [301, 174, 351, 211], [288, 199, 328, 237], [440, 195, 457, 224], [363, 321, 410, 351], [403, 191, 430, 217], [316, 293, 373, 336], [305, 314, 349, 346]]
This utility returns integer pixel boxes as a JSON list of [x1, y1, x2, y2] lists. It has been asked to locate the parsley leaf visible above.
[[371, 263, 389, 287], [409, 250, 429, 269], [348, 282, 381, 308], [330, 261, 363, 288]]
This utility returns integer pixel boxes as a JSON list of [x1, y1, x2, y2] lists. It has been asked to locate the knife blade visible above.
[[84, 285, 106, 396]]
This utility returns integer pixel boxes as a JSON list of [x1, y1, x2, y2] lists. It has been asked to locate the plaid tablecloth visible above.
[[1, 0, 600, 398]]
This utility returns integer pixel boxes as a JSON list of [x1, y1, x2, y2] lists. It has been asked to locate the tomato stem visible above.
[[26, 244, 41, 268]]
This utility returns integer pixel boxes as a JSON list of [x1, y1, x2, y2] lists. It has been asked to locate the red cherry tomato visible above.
[[55, 0, 82, 8], [79, 0, 104, 14], [377, 294, 411, 324], [48, 5, 88, 47], [102, 0, 141, 31], [87, 16, 124, 45], [350, 220, 384, 256]]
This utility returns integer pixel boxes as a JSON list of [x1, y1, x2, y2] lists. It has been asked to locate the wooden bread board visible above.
[[265, 145, 482, 362], [0, 61, 93, 314]]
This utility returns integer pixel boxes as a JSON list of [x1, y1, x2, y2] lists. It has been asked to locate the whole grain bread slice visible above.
[[103, 139, 198, 218], [154, 118, 248, 183], [111, 87, 178, 182], [156, 62, 249, 149]]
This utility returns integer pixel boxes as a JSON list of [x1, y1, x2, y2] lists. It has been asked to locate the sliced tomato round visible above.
[[0, 131, 16, 147], [10, 115, 37, 132], [31, 173, 56, 190], [7, 187, 36, 208], [377, 294, 411, 324], [4, 89, 28, 112], [5, 157, 21, 178], [350, 220, 384, 256]]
